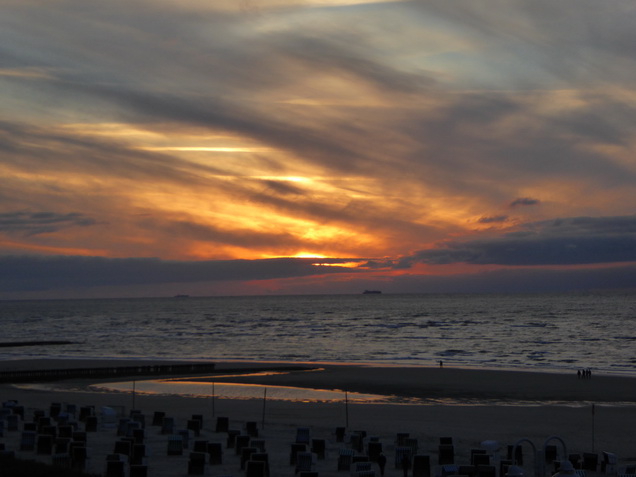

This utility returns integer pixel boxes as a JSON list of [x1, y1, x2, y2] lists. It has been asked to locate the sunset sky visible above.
[[2, 0, 636, 298]]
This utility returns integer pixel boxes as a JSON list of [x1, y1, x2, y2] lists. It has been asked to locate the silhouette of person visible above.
[[377, 453, 387, 476], [402, 454, 411, 477], [439, 360, 443, 368]]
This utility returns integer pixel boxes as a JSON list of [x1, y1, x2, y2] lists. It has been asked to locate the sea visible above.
[[1, 291, 636, 377]]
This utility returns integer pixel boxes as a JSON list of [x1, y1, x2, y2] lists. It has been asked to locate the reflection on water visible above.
[[93, 379, 388, 403]]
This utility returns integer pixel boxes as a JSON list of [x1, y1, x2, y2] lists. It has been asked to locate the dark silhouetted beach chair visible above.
[[188, 451, 206, 475], [477, 464, 497, 477], [368, 441, 382, 462], [312, 438, 326, 460], [582, 453, 598, 471], [246, 421, 259, 437], [458, 465, 477, 477], [71, 445, 87, 471], [208, 442, 223, 464], [52, 452, 71, 468], [251, 439, 266, 452], [295, 451, 313, 474], [251, 452, 270, 476], [131, 443, 146, 465], [236, 434, 251, 454], [602, 452, 617, 474], [439, 444, 455, 465], [338, 448, 355, 471], [215, 416, 229, 432], [37, 434, 54, 454], [413, 454, 431, 477], [105, 459, 126, 477], [545, 445, 558, 464], [6, 413, 19, 431], [395, 446, 412, 469], [152, 411, 165, 426], [335, 426, 346, 442], [241, 447, 257, 469], [167, 435, 184, 455], [246, 459, 267, 477], [296, 427, 311, 445], [187, 418, 201, 436], [193, 440, 208, 452], [227, 429, 240, 448], [290, 443, 306, 465], [20, 431, 36, 451], [130, 464, 148, 477], [161, 417, 175, 434]]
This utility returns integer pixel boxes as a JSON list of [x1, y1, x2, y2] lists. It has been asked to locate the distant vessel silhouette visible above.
[[173, 294, 190, 298], [362, 290, 382, 294]]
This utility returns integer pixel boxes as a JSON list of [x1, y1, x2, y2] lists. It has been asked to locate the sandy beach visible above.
[[0, 359, 635, 477]]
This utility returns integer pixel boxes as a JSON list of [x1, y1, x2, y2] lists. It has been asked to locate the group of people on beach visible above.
[[577, 368, 592, 379]]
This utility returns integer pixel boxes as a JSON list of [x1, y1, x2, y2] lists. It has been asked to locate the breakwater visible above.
[[0, 363, 216, 383]]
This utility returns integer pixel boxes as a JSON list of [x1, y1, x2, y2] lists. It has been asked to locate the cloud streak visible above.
[[1, 0, 636, 296]]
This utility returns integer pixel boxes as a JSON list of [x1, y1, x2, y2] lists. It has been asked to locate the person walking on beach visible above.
[[401, 454, 411, 477], [377, 453, 387, 476]]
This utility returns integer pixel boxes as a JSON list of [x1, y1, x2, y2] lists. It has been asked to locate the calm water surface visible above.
[[1, 292, 635, 376]]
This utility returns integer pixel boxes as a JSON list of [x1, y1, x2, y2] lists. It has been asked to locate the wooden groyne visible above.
[[0, 363, 216, 383]]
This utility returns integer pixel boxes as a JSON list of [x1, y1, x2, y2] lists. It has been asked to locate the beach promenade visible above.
[[0, 359, 634, 477]]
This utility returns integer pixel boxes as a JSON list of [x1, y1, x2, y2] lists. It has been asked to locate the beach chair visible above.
[[131, 443, 146, 465], [251, 452, 270, 476], [295, 451, 313, 474], [338, 448, 355, 471], [187, 451, 206, 475], [582, 453, 598, 471], [105, 459, 126, 477], [193, 440, 209, 452], [114, 439, 133, 456], [236, 434, 251, 454], [241, 447, 257, 469], [251, 439, 266, 452], [187, 418, 201, 436], [367, 441, 382, 462], [351, 431, 365, 453], [296, 427, 311, 445], [439, 444, 455, 465], [227, 429, 240, 448], [440, 464, 459, 477], [130, 464, 148, 477], [51, 452, 72, 468], [545, 445, 558, 464], [458, 465, 477, 477], [6, 413, 19, 431], [405, 437, 419, 454], [152, 411, 165, 426], [335, 426, 346, 442], [413, 454, 431, 477], [246, 459, 267, 477], [100, 407, 118, 429], [85, 415, 98, 432], [246, 421, 259, 437], [215, 416, 229, 432], [395, 446, 412, 469], [602, 452, 618, 474], [208, 442, 223, 464], [161, 417, 175, 434], [397, 432, 410, 445], [290, 443, 307, 465], [477, 464, 497, 477], [36, 434, 54, 454], [313, 438, 327, 459], [20, 430, 36, 451], [167, 435, 184, 455], [71, 445, 88, 471]]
